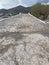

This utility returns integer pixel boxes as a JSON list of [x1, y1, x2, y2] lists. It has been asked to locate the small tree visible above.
[[30, 3, 49, 20]]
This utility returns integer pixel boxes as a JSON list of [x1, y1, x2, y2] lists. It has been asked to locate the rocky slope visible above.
[[0, 13, 49, 65]]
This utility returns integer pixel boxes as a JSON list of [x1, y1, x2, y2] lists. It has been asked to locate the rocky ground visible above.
[[0, 13, 49, 65]]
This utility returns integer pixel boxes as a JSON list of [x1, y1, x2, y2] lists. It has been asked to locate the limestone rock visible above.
[[0, 13, 49, 65]]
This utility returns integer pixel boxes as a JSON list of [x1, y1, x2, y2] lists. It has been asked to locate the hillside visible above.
[[8, 6, 31, 14], [0, 13, 49, 65], [0, 6, 31, 17], [0, 3, 49, 20]]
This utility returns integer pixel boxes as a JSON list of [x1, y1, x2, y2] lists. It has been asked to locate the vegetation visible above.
[[30, 3, 49, 20]]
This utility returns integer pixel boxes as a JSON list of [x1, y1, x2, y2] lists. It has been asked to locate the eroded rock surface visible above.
[[0, 13, 49, 65]]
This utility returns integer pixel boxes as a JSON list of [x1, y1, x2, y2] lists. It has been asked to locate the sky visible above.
[[0, 0, 49, 9]]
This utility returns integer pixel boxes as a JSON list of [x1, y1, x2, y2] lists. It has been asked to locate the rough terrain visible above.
[[0, 13, 49, 65]]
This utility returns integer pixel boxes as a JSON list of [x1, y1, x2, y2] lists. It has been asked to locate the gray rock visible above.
[[0, 13, 49, 65]]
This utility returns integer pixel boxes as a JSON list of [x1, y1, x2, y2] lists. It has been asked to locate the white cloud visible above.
[[0, 0, 39, 9], [41, 2, 49, 5], [0, 3, 3, 8], [18, 0, 22, 4], [0, 0, 19, 9]]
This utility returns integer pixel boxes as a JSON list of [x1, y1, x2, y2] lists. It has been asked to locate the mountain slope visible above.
[[0, 6, 31, 17], [8, 6, 31, 14]]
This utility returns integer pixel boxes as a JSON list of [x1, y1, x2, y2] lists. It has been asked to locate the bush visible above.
[[30, 3, 49, 20]]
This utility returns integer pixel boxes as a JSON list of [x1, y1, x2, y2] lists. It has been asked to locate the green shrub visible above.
[[30, 3, 49, 20]]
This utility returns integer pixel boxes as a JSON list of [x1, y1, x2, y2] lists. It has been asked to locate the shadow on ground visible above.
[[0, 32, 25, 41]]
